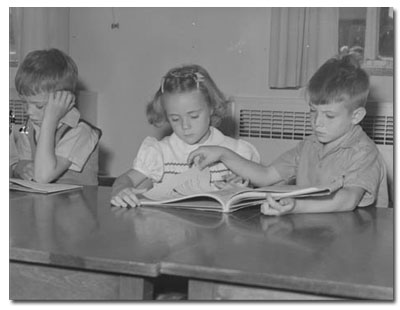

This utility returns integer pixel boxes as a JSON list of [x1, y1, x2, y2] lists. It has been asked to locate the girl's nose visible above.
[[182, 117, 191, 130]]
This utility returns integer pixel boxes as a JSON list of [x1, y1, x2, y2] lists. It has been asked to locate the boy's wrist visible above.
[[220, 147, 235, 163], [40, 115, 59, 131]]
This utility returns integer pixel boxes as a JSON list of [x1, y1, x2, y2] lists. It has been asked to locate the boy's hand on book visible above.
[[110, 187, 149, 208], [261, 195, 295, 216]]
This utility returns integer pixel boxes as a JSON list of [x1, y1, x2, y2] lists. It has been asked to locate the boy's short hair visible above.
[[307, 54, 370, 110], [15, 48, 78, 96]]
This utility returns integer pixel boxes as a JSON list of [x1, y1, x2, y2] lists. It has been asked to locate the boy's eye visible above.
[[190, 114, 199, 119], [170, 117, 180, 122], [326, 114, 335, 119], [34, 102, 46, 109]]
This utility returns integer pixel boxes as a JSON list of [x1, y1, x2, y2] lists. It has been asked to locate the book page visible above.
[[142, 166, 216, 201], [9, 178, 82, 193]]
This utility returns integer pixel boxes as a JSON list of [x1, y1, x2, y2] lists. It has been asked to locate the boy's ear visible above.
[[351, 107, 366, 125]]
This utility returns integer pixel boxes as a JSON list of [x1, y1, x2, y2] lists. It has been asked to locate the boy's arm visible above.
[[189, 146, 283, 187], [34, 91, 75, 183], [294, 186, 366, 213], [262, 186, 365, 216]]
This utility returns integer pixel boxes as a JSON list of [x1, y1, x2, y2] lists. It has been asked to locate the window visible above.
[[378, 8, 394, 58], [9, 8, 18, 67], [339, 8, 366, 52], [339, 7, 393, 76]]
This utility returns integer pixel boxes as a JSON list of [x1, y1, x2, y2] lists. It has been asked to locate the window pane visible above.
[[9, 8, 18, 65], [378, 7, 394, 58], [339, 8, 367, 56]]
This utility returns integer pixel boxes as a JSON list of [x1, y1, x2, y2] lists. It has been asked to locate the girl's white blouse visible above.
[[132, 127, 260, 184]]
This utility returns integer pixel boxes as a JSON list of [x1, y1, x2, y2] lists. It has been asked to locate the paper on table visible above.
[[9, 178, 82, 194]]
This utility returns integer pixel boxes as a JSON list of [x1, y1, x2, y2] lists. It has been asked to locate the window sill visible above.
[[363, 59, 393, 76]]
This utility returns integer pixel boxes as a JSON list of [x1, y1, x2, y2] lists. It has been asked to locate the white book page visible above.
[[142, 166, 216, 201], [9, 178, 81, 193]]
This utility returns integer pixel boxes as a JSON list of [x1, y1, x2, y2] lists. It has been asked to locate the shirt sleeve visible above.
[[132, 136, 164, 182], [271, 141, 303, 183], [236, 139, 261, 163], [9, 130, 20, 167], [343, 145, 384, 206], [55, 123, 100, 172]]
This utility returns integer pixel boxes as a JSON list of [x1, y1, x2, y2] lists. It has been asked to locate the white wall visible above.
[[69, 7, 393, 177]]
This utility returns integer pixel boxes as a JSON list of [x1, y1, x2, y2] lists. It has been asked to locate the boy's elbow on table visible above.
[[33, 172, 54, 184], [288, 187, 364, 214], [333, 186, 365, 212]]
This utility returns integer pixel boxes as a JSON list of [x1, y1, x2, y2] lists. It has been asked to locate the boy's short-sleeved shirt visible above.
[[9, 108, 101, 185], [271, 125, 388, 208], [133, 126, 260, 185]]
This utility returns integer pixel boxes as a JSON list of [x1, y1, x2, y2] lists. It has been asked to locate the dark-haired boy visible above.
[[188, 54, 388, 215], [10, 48, 101, 185]]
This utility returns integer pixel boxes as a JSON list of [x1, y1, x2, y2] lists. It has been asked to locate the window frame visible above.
[[363, 7, 393, 76], [9, 7, 19, 67]]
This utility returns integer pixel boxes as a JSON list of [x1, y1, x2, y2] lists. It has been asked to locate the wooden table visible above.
[[10, 186, 167, 300], [160, 206, 394, 300], [10, 186, 394, 300]]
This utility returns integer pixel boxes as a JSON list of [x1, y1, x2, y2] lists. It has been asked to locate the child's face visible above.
[[21, 93, 49, 126], [162, 90, 212, 145], [309, 100, 356, 145]]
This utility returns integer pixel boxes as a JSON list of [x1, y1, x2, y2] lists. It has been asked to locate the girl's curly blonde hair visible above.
[[146, 64, 231, 128]]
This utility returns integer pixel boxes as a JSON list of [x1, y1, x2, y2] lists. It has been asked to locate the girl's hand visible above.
[[260, 195, 295, 216], [188, 146, 226, 170], [44, 91, 75, 123], [110, 187, 149, 208]]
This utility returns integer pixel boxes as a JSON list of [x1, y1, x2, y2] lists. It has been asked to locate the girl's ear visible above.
[[351, 107, 367, 125]]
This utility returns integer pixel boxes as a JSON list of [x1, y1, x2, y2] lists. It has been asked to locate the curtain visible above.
[[13, 7, 70, 61], [268, 7, 339, 88]]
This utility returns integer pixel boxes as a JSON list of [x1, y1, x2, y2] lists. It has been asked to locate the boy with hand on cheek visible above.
[[188, 54, 388, 215], [10, 48, 101, 185]]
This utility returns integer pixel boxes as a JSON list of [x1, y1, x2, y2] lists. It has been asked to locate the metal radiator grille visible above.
[[360, 115, 394, 145], [239, 109, 393, 145], [239, 109, 312, 140], [9, 99, 27, 125]]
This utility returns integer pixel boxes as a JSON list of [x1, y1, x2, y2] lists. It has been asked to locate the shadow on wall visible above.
[[98, 144, 114, 177], [218, 114, 236, 137]]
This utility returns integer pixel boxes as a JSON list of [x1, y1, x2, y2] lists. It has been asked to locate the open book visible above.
[[139, 167, 336, 213], [9, 178, 82, 194], [141, 184, 334, 213]]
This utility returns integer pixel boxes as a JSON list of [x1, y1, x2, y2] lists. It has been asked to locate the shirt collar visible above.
[[60, 107, 80, 128]]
